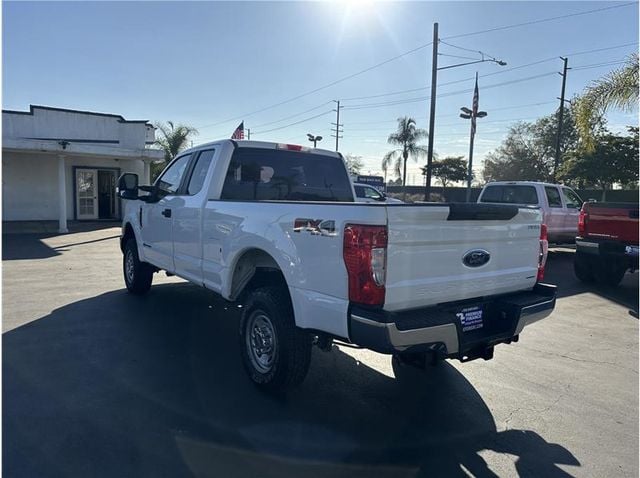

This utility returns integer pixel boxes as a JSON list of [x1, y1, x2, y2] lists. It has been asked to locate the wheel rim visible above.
[[246, 311, 277, 374], [125, 250, 135, 284]]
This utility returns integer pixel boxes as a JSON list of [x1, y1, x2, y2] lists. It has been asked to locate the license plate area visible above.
[[456, 306, 484, 333]]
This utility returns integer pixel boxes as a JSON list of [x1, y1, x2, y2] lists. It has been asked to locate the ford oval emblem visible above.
[[463, 249, 490, 268]]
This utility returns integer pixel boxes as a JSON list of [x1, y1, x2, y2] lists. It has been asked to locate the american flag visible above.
[[231, 121, 244, 140], [471, 73, 479, 137]]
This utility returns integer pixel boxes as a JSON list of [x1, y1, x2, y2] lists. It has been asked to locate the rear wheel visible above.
[[595, 259, 626, 287], [123, 239, 153, 295], [240, 286, 312, 392], [574, 252, 595, 283]]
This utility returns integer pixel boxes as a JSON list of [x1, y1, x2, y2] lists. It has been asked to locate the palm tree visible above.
[[575, 53, 639, 150], [381, 117, 427, 199], [152, 121, 198, 180]]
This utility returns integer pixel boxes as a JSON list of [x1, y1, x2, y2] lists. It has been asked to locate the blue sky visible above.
[[3, 1, 638, 184]]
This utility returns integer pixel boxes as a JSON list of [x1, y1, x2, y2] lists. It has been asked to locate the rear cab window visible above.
[[480, 185, 539, 205], [221, 148, 354, 202]]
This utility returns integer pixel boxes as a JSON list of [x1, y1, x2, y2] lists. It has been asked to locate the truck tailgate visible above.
[[384, 204, 542, 312]]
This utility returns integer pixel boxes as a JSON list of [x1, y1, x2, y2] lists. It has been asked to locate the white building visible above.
[[2, 105, 164, 232]]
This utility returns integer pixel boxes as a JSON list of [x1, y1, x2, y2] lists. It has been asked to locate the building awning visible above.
[[2, 137, 164, 162]]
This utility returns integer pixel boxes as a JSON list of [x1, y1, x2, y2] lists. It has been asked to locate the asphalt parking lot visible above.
[[3, 227, 638, 478]]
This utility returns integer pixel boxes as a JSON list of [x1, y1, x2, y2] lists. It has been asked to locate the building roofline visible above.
[[2, 104, 151, 124]]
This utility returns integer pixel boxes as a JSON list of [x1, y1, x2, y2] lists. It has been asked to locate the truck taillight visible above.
[[578, 208, 588, 236], [343, 224, 387, 306], [537, 223, 548, 282]]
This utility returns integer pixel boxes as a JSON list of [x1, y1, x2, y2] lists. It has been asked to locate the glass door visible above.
[[76, 169, 98, 220]]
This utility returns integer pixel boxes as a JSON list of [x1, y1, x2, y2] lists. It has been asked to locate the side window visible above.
[[545, 186, 562, 208], [480, 186, 501, 202], [364, 186, 382, 199], [187, 149, 215, 195], [157, 154, 192, 195], [562, 188, 583, 209], [354, 185, 365, 198]]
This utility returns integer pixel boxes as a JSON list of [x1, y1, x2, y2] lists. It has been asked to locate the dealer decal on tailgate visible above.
[[456, 306, 484, 332]]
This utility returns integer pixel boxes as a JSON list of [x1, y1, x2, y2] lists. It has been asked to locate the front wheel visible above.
[[239, 286, 312, 392], [123, 239, 153, 295]]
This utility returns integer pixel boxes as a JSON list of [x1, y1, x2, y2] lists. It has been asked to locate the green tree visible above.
[[482, 107, 580, 182], [423, 156, 468, 189], [575, 54, 639, 150], [343, 154, 364, 175], [381, 117, 427, 199], [152, 121, 198, 181], [558, 127, 639, 200]]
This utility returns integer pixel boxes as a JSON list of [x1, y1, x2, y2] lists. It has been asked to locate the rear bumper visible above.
[[348, 283, 556, 358], [576, 238, 639, 265]]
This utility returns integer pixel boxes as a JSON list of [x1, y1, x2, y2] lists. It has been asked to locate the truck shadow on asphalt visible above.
[[2, 232, 120, 260], [546, 249, 638, 315], [4, 283, 579, 478]]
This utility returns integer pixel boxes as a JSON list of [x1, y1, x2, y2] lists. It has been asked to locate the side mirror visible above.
[[117, 173, 139, 200]]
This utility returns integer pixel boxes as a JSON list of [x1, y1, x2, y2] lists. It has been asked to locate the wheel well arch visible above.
[[229, 248, 287, 302], [120, 223, 135, 252]]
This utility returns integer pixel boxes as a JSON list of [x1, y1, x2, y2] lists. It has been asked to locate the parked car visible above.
[[353, 183, 403, 203], [117, 140, 555, 391], [477, 181, 583, 243], [574, 201, 639, 286]]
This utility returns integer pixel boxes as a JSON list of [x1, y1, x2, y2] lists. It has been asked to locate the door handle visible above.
[[161, 208, 172, 218]]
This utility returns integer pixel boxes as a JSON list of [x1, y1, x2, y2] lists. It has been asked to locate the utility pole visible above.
[[424, 23, 439, 201], [554, 57, 569, 181], [331, 100, 343, 152], [247, 128, 251, 140]]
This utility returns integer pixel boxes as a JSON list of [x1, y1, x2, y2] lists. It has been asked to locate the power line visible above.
[[443, 2, 636, 40], [251, 110, 333, 135], [250, 101, 333, 128], [572, 60, 627, 71], [339, 41, 637, 104], [196, 5, 635, 131], [342, 72, 558, 110], [196, 42, 433, 130]]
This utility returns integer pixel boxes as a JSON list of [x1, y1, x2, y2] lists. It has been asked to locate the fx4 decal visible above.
[[293, 219, 337, 237]]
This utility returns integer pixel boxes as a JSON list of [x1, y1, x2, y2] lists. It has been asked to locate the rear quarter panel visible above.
[[202, 201, 387, 338]]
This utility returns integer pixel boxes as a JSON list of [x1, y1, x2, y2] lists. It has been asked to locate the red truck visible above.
[[574, 202, 639, 286]]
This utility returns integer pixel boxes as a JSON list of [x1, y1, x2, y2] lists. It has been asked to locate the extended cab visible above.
[[574, 202, 639, 286], [117, 140, 556, 391], [478, 181, 583, 243]]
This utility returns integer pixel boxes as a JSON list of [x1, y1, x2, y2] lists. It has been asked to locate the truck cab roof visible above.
[[182, 139, 342, 159]]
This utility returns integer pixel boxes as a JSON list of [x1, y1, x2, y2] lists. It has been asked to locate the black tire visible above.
[[123, 238, 153, 295], [595, 259, 626, 287], [574, 252, 595, 283], [239, 286, 312, 392]]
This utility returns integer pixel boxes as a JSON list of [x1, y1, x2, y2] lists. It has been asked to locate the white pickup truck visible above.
[[117, 140, 556, 391]]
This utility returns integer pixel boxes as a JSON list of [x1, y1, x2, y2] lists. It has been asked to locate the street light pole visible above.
[[307, 133, 322, 148], [460, 73, 487, 202]]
